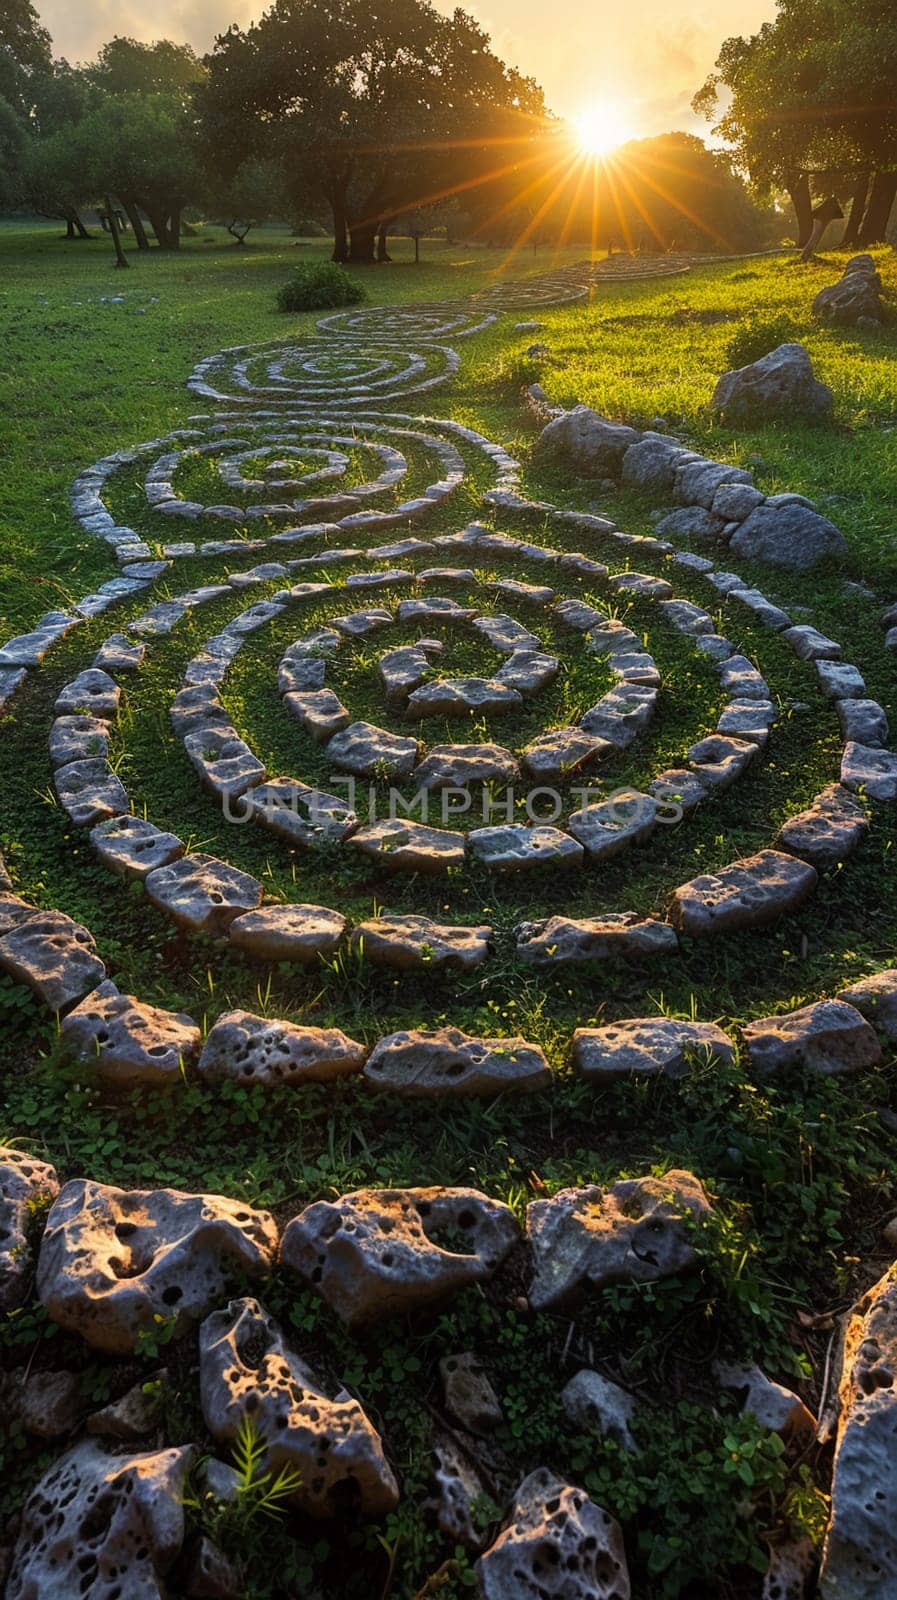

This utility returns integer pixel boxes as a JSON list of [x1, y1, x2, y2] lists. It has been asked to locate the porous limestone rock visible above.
[[521, 727, 611, 781], [712, 343, 833, 425], [227, 903, 346, 962], [775, 784, 868, 867], [669, 851, 818, 936], [818, 1262, 897, 1598], [0, 909, 106, 1012], [348, 818, 466, 872], [515, 913, 678, 965], [714, 1361, 815, 1440], [54, 667, 121, 718], [729, 503, 847, 569], [477, 1468, 630, 1600], [198, 1009, 366, 1086], [88, 1375, 167, 1440], [468, 824, 583, 872], [61, 980, 200, 1084], [54, 757, 130, 827], [283, 688, 351, 741], [363, 1027, 551, 1098], [352, 915, 490, 971], [406, 677, 523, 718], [199, 1297, 398, 1517], [5, 1439, 195, 1600], [414, 742, 519, 790], [37, 1179, 278, 1353], [580, 684, 657, 748], [239, 778, 357, 848], [144, 853, 262, 937], [537, 405, 640, 476], [688, 734, 758, 791], [280, 1187, 520, 1326], [431, 1435, 492, 1549], [495, 649, 559, 694], [572, 1018, 735, 1083], [561, 1370, 640, 1451], [841, 742, 897, 801], [90, 814, 185, 879], [741, 1000, 883, 1077], [13, 1368, 85, 1438], [528, 1171, 711, 1309], [568, 791, 657, 859], [471, 613, 540, 653], [0, 1148, 59, 1310], [48, 714, 109, 769]]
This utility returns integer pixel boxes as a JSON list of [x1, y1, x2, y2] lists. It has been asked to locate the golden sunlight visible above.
[[572, 101, 636, 157]]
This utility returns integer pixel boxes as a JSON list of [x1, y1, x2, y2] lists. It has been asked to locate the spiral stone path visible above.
[[1, 254, 896, 1597]]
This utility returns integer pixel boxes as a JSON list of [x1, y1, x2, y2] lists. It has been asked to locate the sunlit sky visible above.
[[38, 0, 776, 138]]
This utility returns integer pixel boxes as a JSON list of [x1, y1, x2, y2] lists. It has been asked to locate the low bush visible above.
[[276, 261, 366, 312], [725, 311, 800, 368]]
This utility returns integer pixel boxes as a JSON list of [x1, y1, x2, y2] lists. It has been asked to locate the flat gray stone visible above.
[[0, 911, 105, 1012], [363, 1027, 551, 1098], [776, 784, 868, 867], [397, 597, 477, 623], [782, 625, 842, 661], [568, 791, 657, 859], [841, 743, 897, 801], [331, 607, 393, 637], [649, 768, 712, 816], [659, 599, 715, 635], [283, 688, 350, 741], [468, 825, 583, 872], [228, 904, 346, 962], [718, 655, 770, 699], [609, 571, 673, 600], [516, 913, 677, 965], [352, 915, 490, 971], [837, 700, 889, 748], [837, 970, 897, 1042], [528, 1170, 711, 1308], [742, 1000, 883, 1077], [471, 613, 540, 653], [688, 734, 758, 791], [553, 599, 606, 631], [728, 587, 792, 630], [54, 669, 121, 719], [61, 980, 200, 1084], [521, 727, 611, 780], [586, 620, 641, 655], [145, 853, 262, 936], [580, 684, 657, 747], [406, 677, 522, 718], [240, 778, 357, 848], [326, 721, 419, 779], [572, 1019, 735, 1082], [669, 850, 818, 936], [90, 815, 185, 879], [199, 1009, 365, 1085], [348, 819, 466, 871], [716, 701, 775, 745], [816, 660, 865, 699], [183, 729, 266, 800], [379, 646, 432, 698], [92, 634, 145, 672], [494, 650, 559, 694], [49, 716, 109, 770], [276, 654, 327, 695], [415, 743, 519, 790]]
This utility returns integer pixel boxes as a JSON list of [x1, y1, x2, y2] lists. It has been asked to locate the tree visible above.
[[204, 156, 288, 243], [0, 0, 51, 117], [694, 0, 897, 247], [72, 90, 204, 249], [0, 95, 24, 208], [197, 0, 547, 263]]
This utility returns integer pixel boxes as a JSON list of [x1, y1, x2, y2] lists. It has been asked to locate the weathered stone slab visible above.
[[0, 910, 105, 1012], [471, 613, 540, 653], [718, 655, 770, 699], [406, 677, 523, 718], [199, 1009, 365, 1085], [6, 1440, 195, 1600], [781, 625, 842, 661], [580, 684, 657, 747], [669, 850, 817, 936], [516, 913, 677, 965], [528, 1171, 711, 1309], [572, 1018, 735, 1082], [363, 1027, 551, 1098], [816, 660, 865, 700], [326, 721, 419, 779], [277, 653, 327, 695], [349, 818, 465, 872], [280, 1187, 519, 1326], [199, 1297, 398, 1517], [441, 1351, 503, 1435], [841, 743, 897, 801], [609, 571, 672, 600], [240, 778, 357, 847], [397, 596, 477, 623], [228, 903, 346, 962], [521, 728, 611, 781], [183, 729, 266, 800], [586, 620, 641, 655], [54, 758, 130, 827], [145, 853, 262, 936], [836, 699, 889, 748], [93, 633, 145, 672], [659, 599, 715, 635], [283, 688, 350, 741], [715, 700, 775, 745], [379, 646, 432, 698], [568, 791, 657, 859], [776, 784, 868, 867], [54, 668, 121, 718], [415, 743, 519, 790], [494, 649, 559, 694], [477, 1468, 630, 1600], [553, 598, 606, 631], [742, 1000, 882, 1077], [468, 824, 583, 872], [1, 1148, 59, 1311], [37, 1179, 278, 1353], [331, 607, 393, 637], [688, 734, 758, 791], [49, 715, 109, 770], [837, 970, 897, 1042], [352, 915, 490, 971], [90, 814, 185, 879], [61, 979, 200, 1084]]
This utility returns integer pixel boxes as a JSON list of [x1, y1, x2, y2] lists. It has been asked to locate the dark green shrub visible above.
[[276, 261, 366, 313], [725, 311, 800, 368]]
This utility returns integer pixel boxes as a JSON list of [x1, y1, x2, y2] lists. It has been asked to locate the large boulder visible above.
[[814, 259, 883, 326], [537, 405, 641, 477], [199, 1297, 398, 1517], [729, 501, 848, 568], [712, 343, 833, 424], [6, 1439, 195, 1600]]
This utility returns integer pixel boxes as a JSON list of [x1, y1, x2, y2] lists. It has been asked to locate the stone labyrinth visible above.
[[1, 254, 896, 1597]]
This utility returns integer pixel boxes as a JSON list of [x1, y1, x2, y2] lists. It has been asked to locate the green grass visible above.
[[2, 219, 897, 1598]]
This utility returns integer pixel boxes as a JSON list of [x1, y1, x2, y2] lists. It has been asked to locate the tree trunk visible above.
[[122, 197, 150, 250], [64, 207, 91, 240], [786, 172, 813, 248], [105, 195, 129, 270], [859, 169, 897, 244], [376, 219, 392, 261], [64, 216, 75, 239], [799, 195, 843, 262], [842, 173, 871, 246], [329, 195, 348, 261], [347, 223, 376, 263]]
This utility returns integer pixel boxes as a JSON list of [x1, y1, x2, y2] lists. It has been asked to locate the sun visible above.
[[573, 102, 635, 157]]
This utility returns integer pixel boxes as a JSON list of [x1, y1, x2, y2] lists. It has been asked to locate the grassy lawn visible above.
[[1, 218, 897, 1597]]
